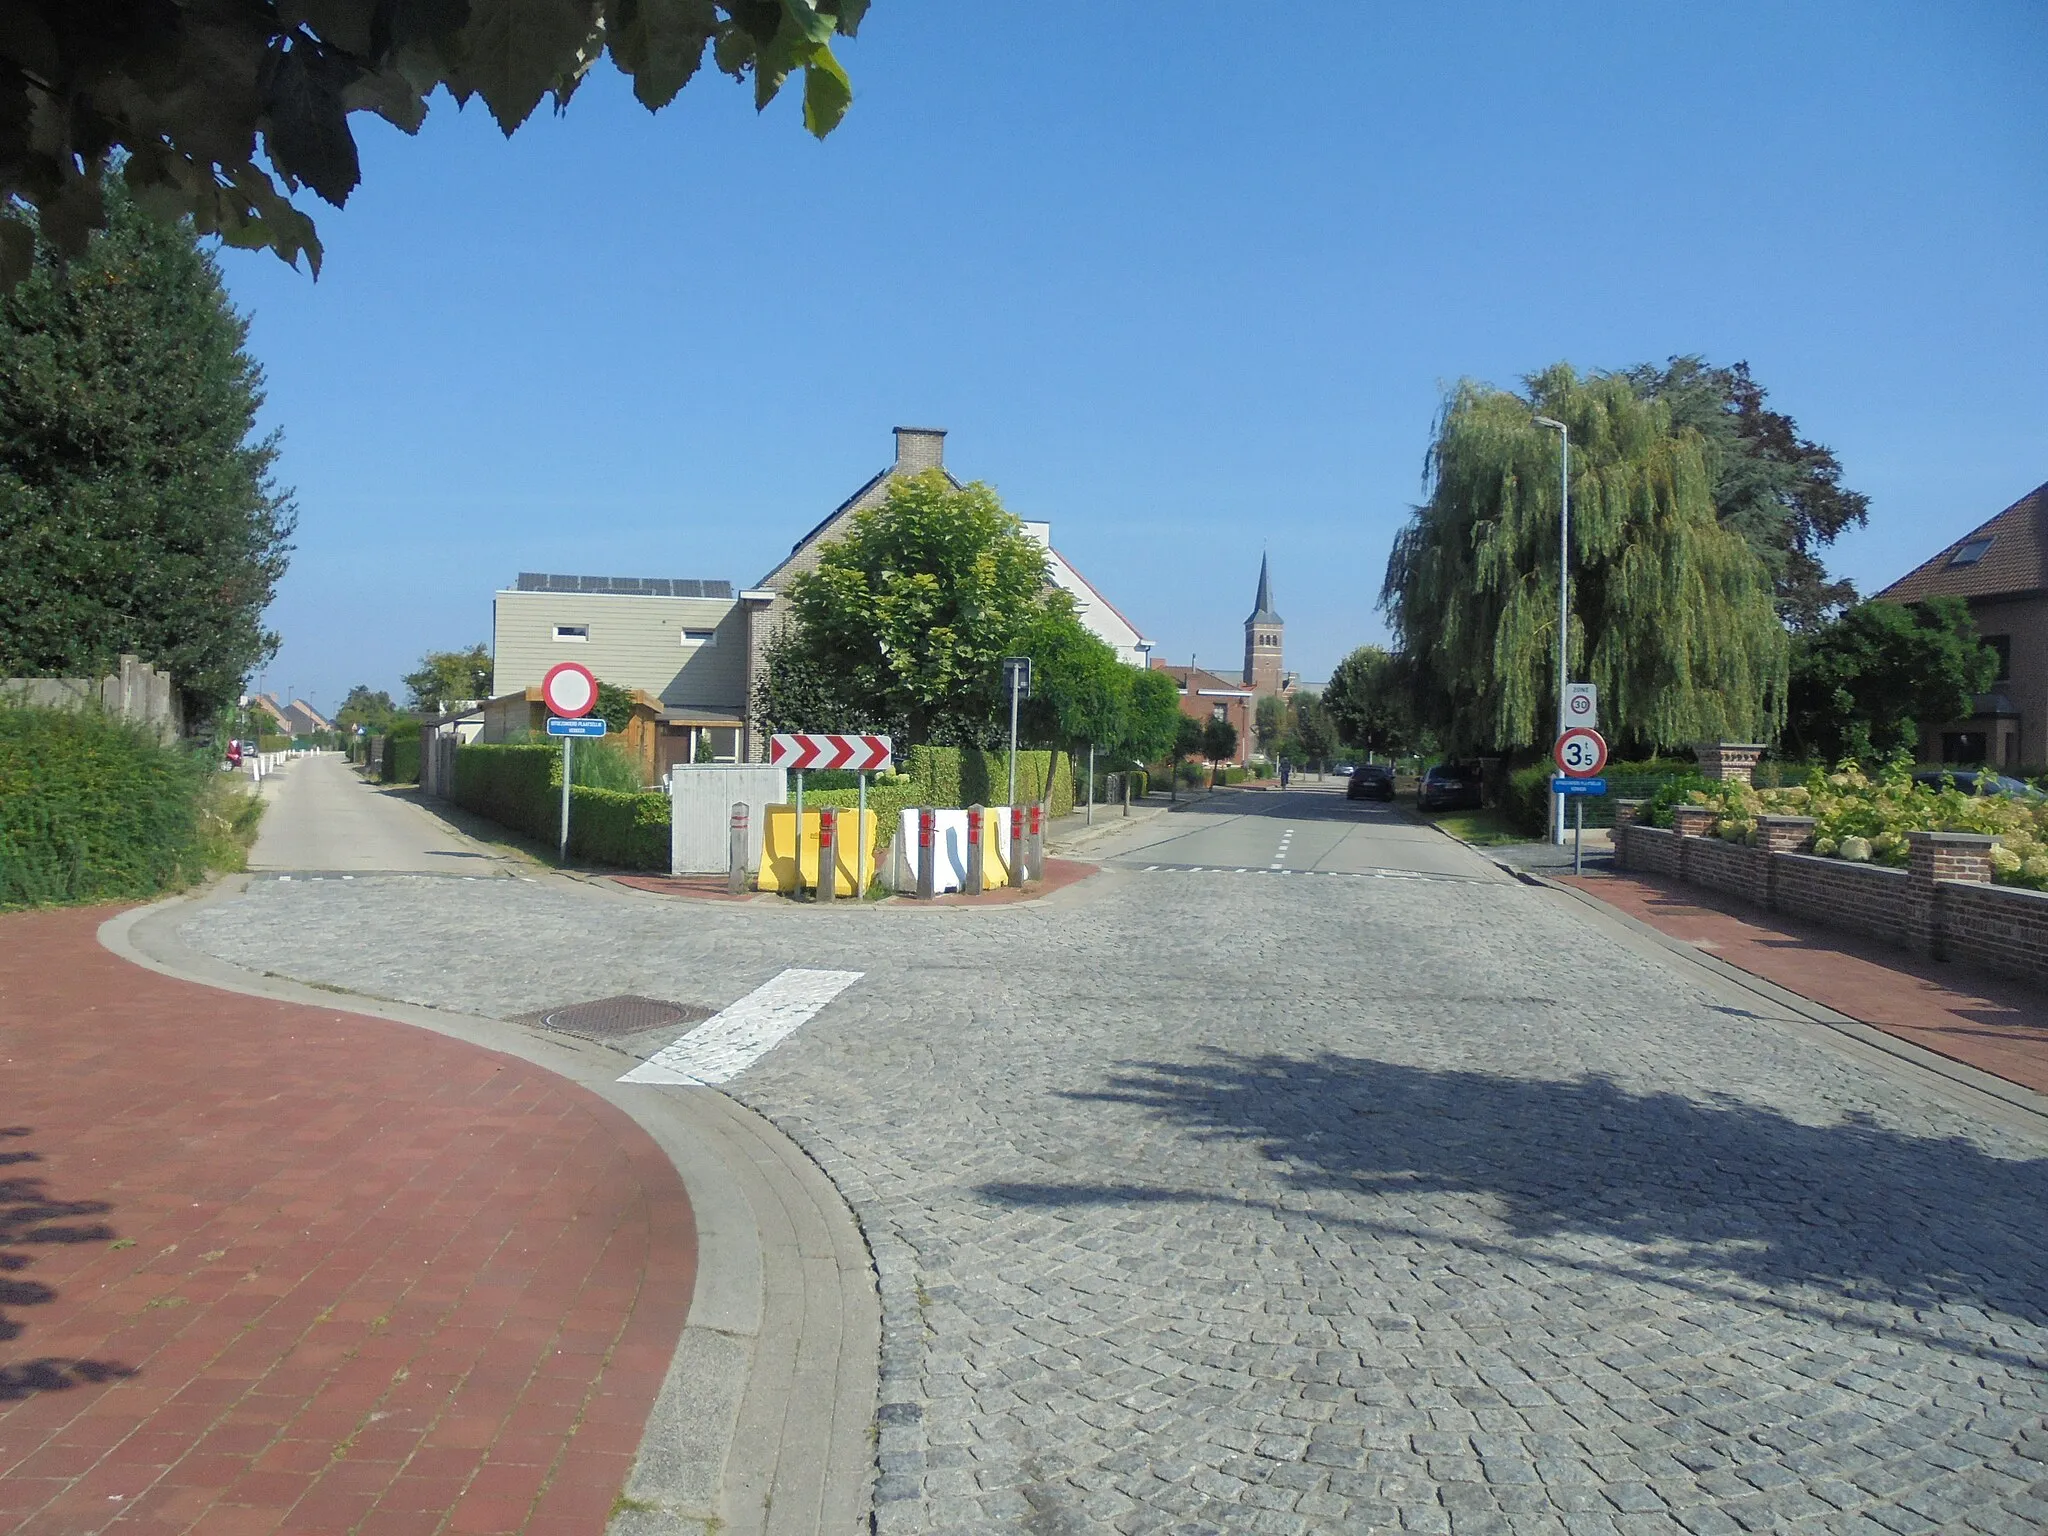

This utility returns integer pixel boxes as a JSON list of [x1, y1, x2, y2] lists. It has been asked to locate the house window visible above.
[[1948, 536, 1994, 567], [681, 629, 717, 647], [1212, 702, 1228, 722], [1985, 634, 2011, 682], [553, 624, 588, 642]]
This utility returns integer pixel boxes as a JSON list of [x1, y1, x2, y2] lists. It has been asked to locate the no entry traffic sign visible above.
[[1553, 726, 1608, 778], [542, 661, 598, 718], [770, 733, 893, 772]]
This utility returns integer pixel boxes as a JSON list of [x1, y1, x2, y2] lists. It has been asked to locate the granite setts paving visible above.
[[184, 872, 2048, 1535]]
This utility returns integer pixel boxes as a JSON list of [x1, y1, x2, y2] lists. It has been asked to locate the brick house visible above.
[[1151, 662, 1256, 765], [1876, 479, 2048, 769]]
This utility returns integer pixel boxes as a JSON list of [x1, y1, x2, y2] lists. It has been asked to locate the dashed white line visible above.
[[620, 967, 863, 1086]]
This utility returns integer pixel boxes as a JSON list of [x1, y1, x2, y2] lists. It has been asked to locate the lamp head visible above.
[[1533, 416, 1566, 431]]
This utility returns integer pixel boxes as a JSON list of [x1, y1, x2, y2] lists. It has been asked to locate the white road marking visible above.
[[619, 967, 863, 1086]]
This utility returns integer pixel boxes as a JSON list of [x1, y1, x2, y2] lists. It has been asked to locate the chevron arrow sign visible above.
[[769, 733, 894, 772]]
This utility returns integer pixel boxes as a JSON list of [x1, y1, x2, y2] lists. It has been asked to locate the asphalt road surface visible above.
[[245, 751, 506, 874], [1094, 780, 1507, 885]]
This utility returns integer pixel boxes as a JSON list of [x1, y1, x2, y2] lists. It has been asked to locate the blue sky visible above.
[[216, 2, 2048, 715]]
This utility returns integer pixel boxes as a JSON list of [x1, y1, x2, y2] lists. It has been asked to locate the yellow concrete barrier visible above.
[[758, 807, 880, 895]]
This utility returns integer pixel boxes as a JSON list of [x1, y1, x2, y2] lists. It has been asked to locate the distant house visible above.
[[741, 427, 1154, 754], [489, 427, 1155, 767], [1152, 664, 1256, 765], [249, 693, 332, 737], [489, 574, 747, 775], [1876, 479, 2048, 768]]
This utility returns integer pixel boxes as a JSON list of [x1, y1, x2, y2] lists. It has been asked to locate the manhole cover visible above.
[[517, 995, 713, 1041]]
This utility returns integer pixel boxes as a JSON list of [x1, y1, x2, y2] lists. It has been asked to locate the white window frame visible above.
[[680, 629, 718, 647], [553, 624, 589, 642]]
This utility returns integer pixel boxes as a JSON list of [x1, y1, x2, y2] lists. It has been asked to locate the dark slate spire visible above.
[[1247, 552, 1281, 624]]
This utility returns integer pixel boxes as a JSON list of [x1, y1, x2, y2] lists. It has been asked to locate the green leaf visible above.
[[343, 63, 432, 132], [605, 0, 717, 111], [800, 43, 851, 137], [262, 43, 362, 204], [278, 0, 383, 57], [457, 0, 602, 134]]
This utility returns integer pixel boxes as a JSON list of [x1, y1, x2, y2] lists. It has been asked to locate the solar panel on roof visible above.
[[512, 572, 731, 594]]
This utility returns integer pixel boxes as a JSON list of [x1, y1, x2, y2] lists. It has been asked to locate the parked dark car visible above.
[[1418, 761, 1484, 811], [1912, 769, 2046, 800], [1347, 763, 1395, 801]]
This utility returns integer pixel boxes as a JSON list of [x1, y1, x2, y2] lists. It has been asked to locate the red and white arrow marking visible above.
[[769, 733, 893, 772]]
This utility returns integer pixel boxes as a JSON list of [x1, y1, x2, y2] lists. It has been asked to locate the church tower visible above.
[[1244, 553, 1284, 696]]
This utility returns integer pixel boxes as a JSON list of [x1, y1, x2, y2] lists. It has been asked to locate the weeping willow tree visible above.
[[1382, 366, 1786, 756]]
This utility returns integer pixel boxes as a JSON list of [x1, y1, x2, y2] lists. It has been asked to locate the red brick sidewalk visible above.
[[0, 905, 695, 1535], [1559, 870, 2048, 1096]]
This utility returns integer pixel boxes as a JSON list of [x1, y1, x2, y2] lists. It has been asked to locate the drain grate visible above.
[[514, 995, 714, 1041]]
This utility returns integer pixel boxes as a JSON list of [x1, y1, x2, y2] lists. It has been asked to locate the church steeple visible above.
[[1247, 552, 1281, 625], [1244, 553, 1284, 696]]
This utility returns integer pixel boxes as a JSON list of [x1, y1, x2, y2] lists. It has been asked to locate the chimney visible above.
[[893, 426, 946, 474]]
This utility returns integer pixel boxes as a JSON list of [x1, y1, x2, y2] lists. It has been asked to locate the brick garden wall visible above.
[[1614, 823, 2048, 990]]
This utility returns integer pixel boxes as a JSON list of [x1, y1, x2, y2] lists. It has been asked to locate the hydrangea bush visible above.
[[1646, 758, 2048, 891]]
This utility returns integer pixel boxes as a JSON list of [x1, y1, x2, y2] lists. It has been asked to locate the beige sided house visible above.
[[740, 426, 1154, 756], [1877, 478, 2048, 769], [490, 427, 1154, 768], [489, 575, 746, 776]]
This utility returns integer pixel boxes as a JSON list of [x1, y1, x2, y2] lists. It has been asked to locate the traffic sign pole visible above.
[[560, 736, 572, 861]]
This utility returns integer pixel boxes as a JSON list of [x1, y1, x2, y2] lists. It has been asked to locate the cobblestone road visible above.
[[183, 867, 2048, 1535]]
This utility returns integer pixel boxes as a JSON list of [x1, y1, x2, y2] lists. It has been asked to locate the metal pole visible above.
[[1574, 795, 1583, 876], [1086, 744, 1094, 825], [1007, 671, 1020, 811], [1536, 415, 1571, 845], [1559, 426, 1570, 845], [794, 769, 804, 896], [856, 771, 868, 898], [559, 737, 573, 861]]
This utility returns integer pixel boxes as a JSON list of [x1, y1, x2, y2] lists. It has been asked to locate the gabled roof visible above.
[[756, 463, 965, 591], [1878, 481, 2048, 604]]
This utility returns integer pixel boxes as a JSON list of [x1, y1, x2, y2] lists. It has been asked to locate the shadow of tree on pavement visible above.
[[0, 1125, 137, 1400], [979, 1052, 2048, 1337]]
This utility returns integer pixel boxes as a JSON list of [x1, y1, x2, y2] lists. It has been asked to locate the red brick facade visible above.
[[1614, 820, 2048, 987]]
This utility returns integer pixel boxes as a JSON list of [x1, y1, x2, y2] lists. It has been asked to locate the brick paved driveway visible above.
[[0, 905, 693, 1536], [183, 867, 2048, 1535]]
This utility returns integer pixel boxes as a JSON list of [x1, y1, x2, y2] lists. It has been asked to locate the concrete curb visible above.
[[98, 885, 881, 1536], [1516, 866, 2048, 1140]]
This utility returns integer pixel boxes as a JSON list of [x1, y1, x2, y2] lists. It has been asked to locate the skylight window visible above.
[[1948, 536, 1995, 567]]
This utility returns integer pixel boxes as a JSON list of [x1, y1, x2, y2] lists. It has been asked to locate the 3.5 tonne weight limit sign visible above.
[[1553, 727, 1608, 778]]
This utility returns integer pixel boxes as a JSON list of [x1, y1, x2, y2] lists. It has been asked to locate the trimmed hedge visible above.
[[450, 743, 669, 869], [0, 705, 208, 906], [804, 778, 921, 831], [567, 786, 670, 868], [901, 746, 1073, 815], [1504, 757, 1704, 834]]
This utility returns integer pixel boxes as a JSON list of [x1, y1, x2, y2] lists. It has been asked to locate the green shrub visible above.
[[257, 732, 290, 754], [804, 779, 922, 831], [1504, 756, 1707, 835], [0, 705, 213, 907], [452, 743, 558, 842], [567, 786, 669, 868], [899, 746, 1072, 813], [383, 735, 421, 784], [569, 738, 643, 791], [452, 742, 670, 867]]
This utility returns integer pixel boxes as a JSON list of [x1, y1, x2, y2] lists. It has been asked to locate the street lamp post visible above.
[[1534, 415, 1570, 846]]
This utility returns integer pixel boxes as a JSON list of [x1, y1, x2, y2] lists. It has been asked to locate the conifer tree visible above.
[[0, 185, 294, 724], [1383, 366, 1785, 756]]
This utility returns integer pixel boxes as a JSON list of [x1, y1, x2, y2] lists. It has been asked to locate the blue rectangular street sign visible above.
[[1551, 776, 1606, 795], [547, 716, 607, 738]]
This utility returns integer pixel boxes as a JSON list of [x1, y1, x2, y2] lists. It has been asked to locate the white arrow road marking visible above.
[[618, 968, 863, 1086]]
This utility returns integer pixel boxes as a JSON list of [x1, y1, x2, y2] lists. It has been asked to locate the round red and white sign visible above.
[[541, 661, 598, 718], [1553, 727, 1608, 778]]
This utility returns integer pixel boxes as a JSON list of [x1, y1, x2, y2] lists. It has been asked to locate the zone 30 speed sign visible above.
[[1553, 727, 1608, 778]]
